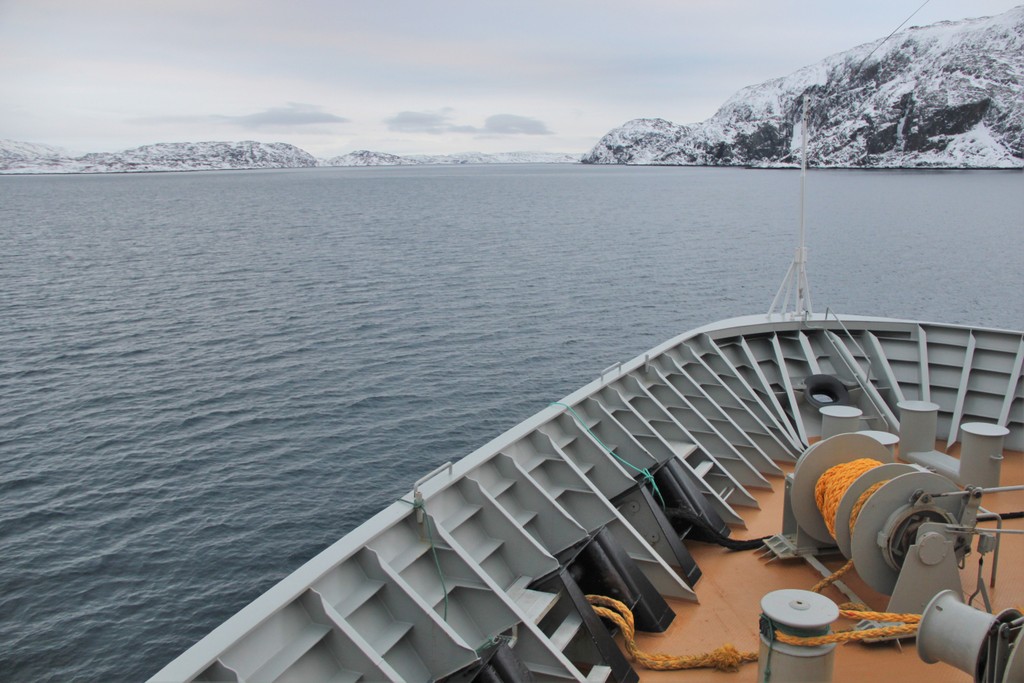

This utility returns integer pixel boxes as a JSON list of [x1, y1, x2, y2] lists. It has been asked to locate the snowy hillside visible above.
[[77, 141, 319, 172], [0, 141, 318, 174], [2, 141, 579, 173], [0, 140, 72, 168], [321, 150, 418, 166], [321, 150, 580, 166], [406, 151, 580, 165], [584, 6, 1024, 168]]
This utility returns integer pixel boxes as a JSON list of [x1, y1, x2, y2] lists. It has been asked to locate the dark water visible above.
[[1, 165, 1021, 681]]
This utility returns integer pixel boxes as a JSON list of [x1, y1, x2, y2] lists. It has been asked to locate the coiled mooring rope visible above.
[[809, 458, 890, 594], [814, 458, 881, 539]]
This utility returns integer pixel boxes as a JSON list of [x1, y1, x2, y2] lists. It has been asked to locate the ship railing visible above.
[[811, 308, 898, 432]]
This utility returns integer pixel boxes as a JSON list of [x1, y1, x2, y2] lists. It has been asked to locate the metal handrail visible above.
[[823, 307, 876, 380], [810, 308, 893, 428]]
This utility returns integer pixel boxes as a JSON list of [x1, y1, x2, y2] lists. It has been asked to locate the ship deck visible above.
[[150, 316, 1024, 683], [632, 444, 1024, 682]]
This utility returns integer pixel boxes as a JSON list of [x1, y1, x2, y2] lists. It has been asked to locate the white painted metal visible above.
[[647, 365, 770, 489], [834, 463, 917, 558], [849, 470, 960, 596], [770, 333, 810, 445], [757, 589, 837, 683], [790, 433, 893, 545], [947, 331, 978, 449], [671, 341, 796, 461], [819, 405, 863, 439], [864, 331, 907, 404], [696, 334, 803, 451], [998, 336, 1024, 428], [918, 590, 997, 674], [150, 315, 1023, 683], [658, 352, 782, 475], [735, 335, 805, 447], [856, 430, 900, 456], [823, 329, 899, 431], [959, 422, 1009, 488], [768, 98, 813, 319], [918, 328, 932, 403], [898, 400, 941, 456]]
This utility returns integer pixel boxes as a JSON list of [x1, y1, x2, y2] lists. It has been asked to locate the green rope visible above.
[[758, 614, 831, 682], [399, 498, 449, 621], [550, 402, 666, 509], [759, 614, 775, 682], [475, 633, 512, 655], [476, 637, 500, 655]]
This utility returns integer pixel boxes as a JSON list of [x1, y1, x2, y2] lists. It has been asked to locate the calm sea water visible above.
[[1, 165, 1022, 681]]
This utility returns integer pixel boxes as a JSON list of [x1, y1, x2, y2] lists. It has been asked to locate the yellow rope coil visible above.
[[585, 595, 758, 672], [814, 458, 881, 538], [848, 479, 888, 535], [809, 459, 890, 594]]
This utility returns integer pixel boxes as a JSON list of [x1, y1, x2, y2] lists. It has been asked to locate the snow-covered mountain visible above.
[[321, 150, 580, 166], [79, 141, 319, 172], [584, 6, 1024, 168], [1, 140, 318, 174], [321, 150, 418, 166], [1, 140, 580, 173], [406, 151, 580, 165], [0, 140, 72, 168]]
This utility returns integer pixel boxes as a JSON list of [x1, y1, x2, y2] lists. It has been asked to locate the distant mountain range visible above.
[[322, 150, 580, 166], [0, 140, 319, 174], [4, 7, 1021, 174], [0, 141, 579, 174], [584, 6, 1023, 168]]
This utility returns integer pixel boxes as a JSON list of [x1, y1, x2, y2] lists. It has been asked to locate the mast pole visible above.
[[797, 97, 809, 315], [768, 96, 813, 318]]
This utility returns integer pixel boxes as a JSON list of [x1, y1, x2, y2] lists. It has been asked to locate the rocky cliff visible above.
[[583, 7, 1024, 168]]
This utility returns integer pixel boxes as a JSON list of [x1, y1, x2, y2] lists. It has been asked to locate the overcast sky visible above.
[[1, 0, 1020, 157]]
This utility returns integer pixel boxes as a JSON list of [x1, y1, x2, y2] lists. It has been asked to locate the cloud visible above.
[[384, 110, 472, 134], [130, 103, 349, 129], [385, 110, 552, 135], [482, 114, 551, 135], [221, 102, 349, 128]]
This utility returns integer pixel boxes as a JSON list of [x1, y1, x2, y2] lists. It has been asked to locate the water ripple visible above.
[[0, 166, 1021, 681]]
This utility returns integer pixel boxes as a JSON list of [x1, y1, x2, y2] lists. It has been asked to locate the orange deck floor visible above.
[[628, 444, 1024, 683]]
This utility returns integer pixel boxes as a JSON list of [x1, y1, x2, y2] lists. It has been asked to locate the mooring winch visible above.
[[764, 432, 998, 616], [918, 590, 1024, 683]]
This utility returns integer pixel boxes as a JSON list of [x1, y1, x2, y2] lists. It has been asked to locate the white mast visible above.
[[768, 97, 813, 318]]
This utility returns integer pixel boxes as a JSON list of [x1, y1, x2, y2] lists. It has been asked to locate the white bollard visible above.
[[758, 590, 838, 683], [819, 405, 863, 440], [958, 422, 1008, 488], [857, 430, 900, 456], [898, 400, 940, 457]]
